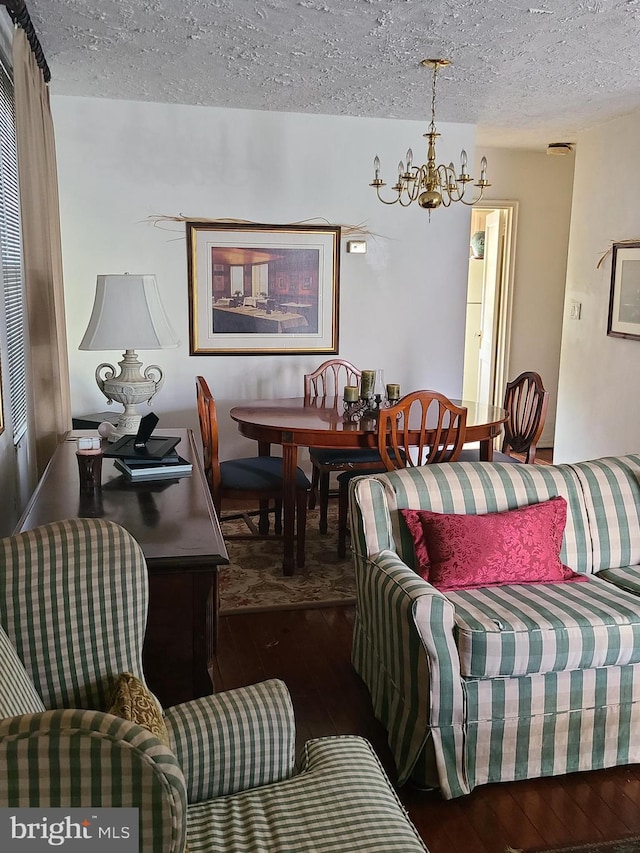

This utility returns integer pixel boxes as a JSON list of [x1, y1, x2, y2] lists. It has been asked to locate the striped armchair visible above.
[[0, 518, 427, 853], [349, 455, 640, 798]]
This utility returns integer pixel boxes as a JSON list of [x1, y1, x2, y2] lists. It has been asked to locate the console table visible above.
[[15, 428, 228, 708]]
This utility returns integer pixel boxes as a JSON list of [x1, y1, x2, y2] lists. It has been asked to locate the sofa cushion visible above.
[[186, 735, 428, 853], [351, 461, 593, 573], [446, 574, 640, 678], [571, 455, 640, 573], [401, 497, 582, 590], [0, 624, 46, 718], [597, 565, 640, 596]]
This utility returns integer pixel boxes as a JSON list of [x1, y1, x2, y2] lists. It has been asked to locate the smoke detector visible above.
[[547, 143, 573, 156]]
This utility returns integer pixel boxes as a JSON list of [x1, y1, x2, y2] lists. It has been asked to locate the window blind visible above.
[[0, 61, 26, 443]]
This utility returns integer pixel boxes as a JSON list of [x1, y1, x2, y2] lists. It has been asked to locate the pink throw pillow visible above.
[[401, 496, 585, 591]]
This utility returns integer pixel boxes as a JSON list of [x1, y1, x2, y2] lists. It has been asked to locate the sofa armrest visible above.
[[164, 678, 296, 802], [352, 549, 467, 795], [0, 709, 187, 853], [353, 549, 460, 696]]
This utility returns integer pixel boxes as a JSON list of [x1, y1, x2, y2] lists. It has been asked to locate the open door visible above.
[[463, 202, 518, 414], [476, 210, 502, 406]]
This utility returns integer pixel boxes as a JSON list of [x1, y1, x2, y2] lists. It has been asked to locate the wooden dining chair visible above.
[[459, 371, 549, 464], [305, 358, 386, 534], [337, 390, 468, 558], [196, 376, 310, 567]]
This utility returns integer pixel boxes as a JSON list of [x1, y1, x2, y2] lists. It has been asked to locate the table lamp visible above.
[[79, 273, 180, 441]]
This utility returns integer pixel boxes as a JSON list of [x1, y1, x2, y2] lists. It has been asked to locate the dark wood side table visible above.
[[15, 428, 228, 708]]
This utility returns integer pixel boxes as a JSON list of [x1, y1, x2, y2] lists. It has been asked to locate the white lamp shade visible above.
[[79, 274, 180, 351]]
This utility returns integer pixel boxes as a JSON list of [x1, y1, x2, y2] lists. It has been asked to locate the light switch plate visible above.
[[346, 240, 367, 254], [570, 300, 582, 320]]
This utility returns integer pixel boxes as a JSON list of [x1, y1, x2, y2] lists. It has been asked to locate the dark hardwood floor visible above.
[[211, 605, 640, 853]]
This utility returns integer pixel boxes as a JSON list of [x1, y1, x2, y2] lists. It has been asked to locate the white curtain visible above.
[[13, 26, 71, 476]]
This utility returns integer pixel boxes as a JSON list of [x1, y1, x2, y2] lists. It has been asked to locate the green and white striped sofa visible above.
[[0, 517, 428, 852], [349, 454, 640, 799]]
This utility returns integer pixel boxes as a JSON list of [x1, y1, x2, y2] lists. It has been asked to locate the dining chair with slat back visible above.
[[502, 371, 549, 463], [304, 358, 387, 534], [458, 371, 549, 465], [337, 390, 468, 558], [196, 376, 310, 568]]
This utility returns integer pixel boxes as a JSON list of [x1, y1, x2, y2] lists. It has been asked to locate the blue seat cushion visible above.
[[309, 447, 383, 467], [457, 449, 522, 464], [337, 466, 386, 487], [220, 457, 310, 491], [337, 451, 404, 485]]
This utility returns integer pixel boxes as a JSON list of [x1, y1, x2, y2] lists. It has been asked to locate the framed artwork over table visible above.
[[187, 221, 341, 355], [608, 241, 640, 340]]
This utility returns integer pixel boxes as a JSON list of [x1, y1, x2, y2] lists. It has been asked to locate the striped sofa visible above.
[[0, 518, 428, 853], [348, 454, 640, 799]]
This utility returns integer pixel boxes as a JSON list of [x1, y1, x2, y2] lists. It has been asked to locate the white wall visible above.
[[555, 110, 640, 462], [475, 147, 575, 446], [52, 96, 475, 462]]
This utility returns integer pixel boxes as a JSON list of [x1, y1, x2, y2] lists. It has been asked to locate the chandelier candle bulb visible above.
[[344, 385, 359, 402], [458, 150, 471, 182]]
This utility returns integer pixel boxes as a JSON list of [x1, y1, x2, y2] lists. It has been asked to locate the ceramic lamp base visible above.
[[95, 349, 164, 441]]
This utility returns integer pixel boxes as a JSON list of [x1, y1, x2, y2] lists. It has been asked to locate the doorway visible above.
[[462, 202, 518, 410]]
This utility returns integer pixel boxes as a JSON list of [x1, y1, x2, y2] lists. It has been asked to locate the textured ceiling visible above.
[[26, 0, 640, 149]]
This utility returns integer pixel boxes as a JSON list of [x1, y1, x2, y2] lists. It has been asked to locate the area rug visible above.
[[508, 836, 640, 853], [218, 505, 356, 614]]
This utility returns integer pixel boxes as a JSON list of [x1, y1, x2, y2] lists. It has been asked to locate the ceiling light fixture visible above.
[[370, 59, 490, 217], [547, 142, 573, 156]]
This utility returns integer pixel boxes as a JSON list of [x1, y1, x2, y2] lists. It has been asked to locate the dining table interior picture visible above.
[[187, 221, 340, 355]]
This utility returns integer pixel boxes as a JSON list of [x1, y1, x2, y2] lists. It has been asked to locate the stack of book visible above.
[[114, 451, 192, 482]]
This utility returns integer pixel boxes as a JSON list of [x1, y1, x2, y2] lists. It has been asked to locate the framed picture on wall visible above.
[[608, 242, 640, 340], [186, 221, 341, 355]]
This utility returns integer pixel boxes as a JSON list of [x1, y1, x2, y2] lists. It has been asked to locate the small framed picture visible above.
[[608, 242, 640, 340]]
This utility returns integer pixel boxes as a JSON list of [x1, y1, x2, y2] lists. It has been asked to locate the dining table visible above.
[[230, 396, 508, 575]]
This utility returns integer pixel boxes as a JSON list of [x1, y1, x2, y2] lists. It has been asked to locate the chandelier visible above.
[[370, 59, 489, 214]]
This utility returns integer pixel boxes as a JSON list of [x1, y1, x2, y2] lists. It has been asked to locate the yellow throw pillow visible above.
[[107, 672, 170, 747], [108, 674, 188, 852]]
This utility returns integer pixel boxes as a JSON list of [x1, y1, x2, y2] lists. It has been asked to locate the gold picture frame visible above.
[[187, 221, 340, 355]]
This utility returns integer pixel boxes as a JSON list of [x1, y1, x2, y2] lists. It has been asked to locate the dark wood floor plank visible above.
[[556, 772, 631, 841], [587, 771, 640, 832], [468, 783, 547, 852], [214, 612, 268, 689], [497, 777, 576, 849], [213, 605, 640, 853]]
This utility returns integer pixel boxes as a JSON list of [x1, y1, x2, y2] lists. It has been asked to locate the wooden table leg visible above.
[[479, 436, 494, 461], [258, 441, 272, 534], [281, 436, 297, 576]]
